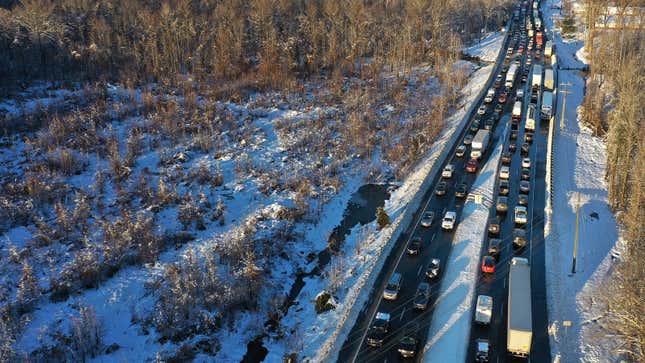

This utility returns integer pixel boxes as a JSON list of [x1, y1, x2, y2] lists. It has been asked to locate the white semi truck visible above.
[[531, 65, 543, 88], [471, 130, 491, 159], [541, 91, 553, 120], [508, 257, 533, 357], [506, 64, 519, 88], [526, 104, 537, 131], [544, 40, 554, 58], [544, 68, 554, 90]]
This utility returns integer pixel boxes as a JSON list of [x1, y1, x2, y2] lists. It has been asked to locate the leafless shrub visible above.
[[16, 261, 40, 313], [45, 148, 87, 176], [178, 195, 205, 231], [155, 177, 178, 206], [70, 305, 102, 361]]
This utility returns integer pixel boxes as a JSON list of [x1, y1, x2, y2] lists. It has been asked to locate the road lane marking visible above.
[[400, 308, 406, 321], [418, 265, 423, 276]]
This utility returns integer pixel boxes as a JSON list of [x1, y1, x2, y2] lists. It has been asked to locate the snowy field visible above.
[[542, 0, 623, 362], [464, 32, 506, 63], [422, 127, 505, 362]]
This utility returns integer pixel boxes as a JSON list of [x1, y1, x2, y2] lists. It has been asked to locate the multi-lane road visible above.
[[338, 3, 551, 362]]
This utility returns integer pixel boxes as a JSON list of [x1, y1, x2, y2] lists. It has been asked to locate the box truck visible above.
[[526, 104, 536, 131], [544, 69, 554, 90], [544, 40, 553, 58], [531, 65, 543, 88], [512, 101, 523, 120], [471, 130, 490, 159], [541, 91, 553, 120], [508, 257, 532, 357], [506, 64, 519, 88]]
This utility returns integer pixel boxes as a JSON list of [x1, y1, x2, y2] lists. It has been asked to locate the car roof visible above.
[[376, 312, 391, 321], [445, 211, 456, 217]]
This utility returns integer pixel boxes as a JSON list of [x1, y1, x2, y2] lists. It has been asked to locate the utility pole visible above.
[[571, 192, 581, 274], [559, 82, 571, 131]]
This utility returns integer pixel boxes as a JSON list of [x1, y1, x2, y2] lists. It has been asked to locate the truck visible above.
[[541, 91, 553, 120], [471, 130, 490, 159], [475, 295, 493, 324], [526, 104, 537, 131], [544, 69, 554, 90], [508, 257, 532, 357], [512, 101, 523, 120], [544, 40, 554, 58], [506, 63, 519, 88], [531, 65, 543, 88]]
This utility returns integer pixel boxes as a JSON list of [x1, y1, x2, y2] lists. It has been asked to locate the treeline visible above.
[[582, 8, 645, 361], [0, 0, 510, 92]]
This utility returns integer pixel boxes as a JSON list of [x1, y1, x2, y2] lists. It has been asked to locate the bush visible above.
[[315, 291, 335, 314], [376, 207, 390, 229], [70, 305, 102, 361]]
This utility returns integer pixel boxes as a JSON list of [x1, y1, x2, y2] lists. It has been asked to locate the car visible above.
[[420, 211, 435, 227], [413, 282, 431, 310], [505, 85, 513, 94], [521, 168, 531, 180], [470, 119, 481, 132], [493, 110, 502, 121], [475, 294, 493, 325], [526, 57, 532, 66], [528, 43, 533, 50], [502, 151, 512, 165], [477, 104, 487, 115], [366, 312, 391, 347], [496, 74, 503, 83], [464, 134, 474, 145], [509, 140, 517, 152], [466, 158, 478, 173], [501, 64, 509, 73], [496, 196, 509, 213], [521, 74, 528, 83], [488, 238, 502, 256], [498, 92, 507, 103], [455, 145, 467, 158], [510, 130, 518, 140], [522, 157, 531, 169], [518, 193, 529, 206], [484, 88, 495, 103], [398, 334, 419, 358], [435, 181, 448, 196], [535, 52, 541, 60], [494, 103, 503, 114], [488, 217, 501, 237], [426, 258, 441, 279], [476, 339, 490, 362], [513, 228, 527, 247], [455, 182, 469, 198], [499, 166, 510, 179], [407, 237, 422, 255], [516, 89, 524, 101], [442, 211, 457, 230], [515, 206, 528, 224], [525, 131, 534, 144], [521, 142, 531, 154], [518, 46, 524, 53], [383, 273, 403, 300], [520, 180, 531, 193], [511, 118, 519, 130], [498, 180, 510, 195], [484, 118, 494, 130], [481, 255, 496, 274], [494, 79, 502, 88], [442, 164, 455, 178]]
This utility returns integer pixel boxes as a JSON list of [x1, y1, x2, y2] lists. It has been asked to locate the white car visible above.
[[477, 104, 487, 115], [499, 166, 510, 179], [514, 206, 528, 224], [442, 211, 457, 230], [442, 164, 455, 178], [475, 295, 493, 325], [522, 157, 531, 169], [484, 88, 495, 103]]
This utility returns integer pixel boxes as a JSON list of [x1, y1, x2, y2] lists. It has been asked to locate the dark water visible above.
[[240, 183, 393, 363]]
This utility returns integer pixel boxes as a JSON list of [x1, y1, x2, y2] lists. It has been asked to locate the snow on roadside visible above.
[[422, 125, 505, 362], [542, 1, 623, 362], [464, 32, 506, 63]]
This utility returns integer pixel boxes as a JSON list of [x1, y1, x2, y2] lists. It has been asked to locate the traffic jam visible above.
[[357, 0, 552, 361]]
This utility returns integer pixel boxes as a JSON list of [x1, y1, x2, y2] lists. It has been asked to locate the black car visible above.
[[398, 334, 419, 358], [521, 168, 531, 180], [488, 217, 501, 237], [436, 181, 448, 196], [510, 130, 518, 140], [484, 118, 494, 130], [455, 182, 468, 198], [488, 238, 503, 257], [366, 312, 390, 347], [493, 110, 502, 121], [513, 228, 527, 247], [502, 151, 512, 165], [471, 119, 481, 132], [413, 282, 431, 310], [521, 142, 531, 154], [520, 180, 531, 193], [509, 140, 517, 152], [494, 103, 503, 113], [521, 74, 528, 83], [525, 131, 534, 144], [407, 237, 422, 255], [518, 193, 529, 206], [426, 258, 441, 279], [499, 180, 510, 195]]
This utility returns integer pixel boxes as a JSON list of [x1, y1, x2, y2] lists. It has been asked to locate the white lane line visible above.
[[431, 233, 437, 243], [400, 308, 406, 321], [418, 265, 423, 276]]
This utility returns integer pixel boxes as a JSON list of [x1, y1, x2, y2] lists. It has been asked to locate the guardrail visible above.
[[321, 21, 515, 363]]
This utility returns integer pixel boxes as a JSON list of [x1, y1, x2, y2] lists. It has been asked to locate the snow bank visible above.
[[422, 128, 504, 362], [464, 32, 506, 63]]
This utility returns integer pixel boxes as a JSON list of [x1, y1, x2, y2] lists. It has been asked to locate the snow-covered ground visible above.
[[464, 32, 506, 63], [542, 1, 623, 362], [422, 126, 505, 362]]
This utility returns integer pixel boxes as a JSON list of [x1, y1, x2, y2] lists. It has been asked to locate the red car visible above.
[[466, 158, 479, 173], [498, 93, 507, 103], [518, 46, 524, 53], [482, 256, 495, 274]]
